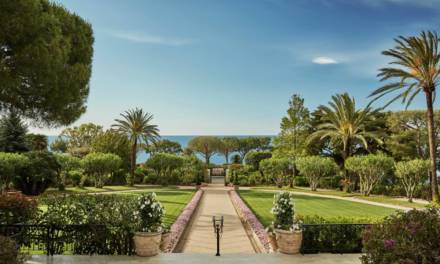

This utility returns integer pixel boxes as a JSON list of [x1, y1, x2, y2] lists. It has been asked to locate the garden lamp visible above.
[[212, 215, 224, 256]]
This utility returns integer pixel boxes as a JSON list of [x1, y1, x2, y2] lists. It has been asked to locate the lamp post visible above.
[[212, 215, 224, 256]]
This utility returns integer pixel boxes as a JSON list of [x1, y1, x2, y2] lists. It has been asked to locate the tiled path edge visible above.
[[229, 190, 272, 253], [165, 189, 204, 252]]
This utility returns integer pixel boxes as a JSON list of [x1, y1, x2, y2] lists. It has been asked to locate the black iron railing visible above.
[[0, 224, 134, 255], [301, 223, 371, 254]]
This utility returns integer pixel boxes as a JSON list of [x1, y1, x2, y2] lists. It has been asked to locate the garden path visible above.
[[180, 184, 256, 254]]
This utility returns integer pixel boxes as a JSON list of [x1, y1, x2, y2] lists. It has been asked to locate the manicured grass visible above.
[[239, 189, 398, 226], [252, 186, 427, 209], [42, 184, 177, 195], [116, 189, 195, 225]]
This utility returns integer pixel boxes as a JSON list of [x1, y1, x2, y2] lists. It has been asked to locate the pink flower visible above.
[[383, 239, 397, 249]]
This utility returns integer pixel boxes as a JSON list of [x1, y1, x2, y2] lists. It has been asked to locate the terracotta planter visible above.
[[268, 232, 278, 252], [160, 232, 171, 251], [275, 229, 302, 254], [133, 232, 161, 256], [234, 185, 239, 190], [195, 184, 201, 190]]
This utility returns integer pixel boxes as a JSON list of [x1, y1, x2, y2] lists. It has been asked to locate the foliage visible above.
[[0, 0, 94, 126], [345, 154, 394, 196], [178, 155, 205, 185], [369, 31, 440, 203], [0, 235, 25, 264], [91, 129, 131, 171], [217, 137, 239, 164], [0, 152, 28, 192], [271, 191, 299, 230], [25, 133, 48, 151], [112, 108, 160, 186], [260, 157, 290, 187], [236, 137, 271, 160], [0, 112, 29, 153], [188, 136, 222, 164], [308, 93, 383, 186], [54, 154, 81, 190], [146, 139, 182, 155], [244, 150, 272, 171], [60, 123, 104, 157], [361, 208, 440, 264], [145, 153, 184, 185], [297, 156, 338, 191], [395, 159, 430, 202], [50, 138, 68, 153], [133, 193, 165, 232], [81, 152, 122, 188], [13, 151, 60, 195], [231, 154, 241, 164], [0, 193, 37, 225], [386, 110, 440, 160]]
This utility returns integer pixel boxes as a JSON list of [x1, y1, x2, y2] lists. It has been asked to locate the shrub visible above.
[[178, 155, 204, 185], [145, 153, 184, 185], [297, 156, 338, 191], [270, 191, 299, 230], [0, 152, 28, 192], [0, 236, 25, 264], [133, 193, 165, 232], [0, 193, 37, 224], [13, 151, 60, 195], [395, 159, 430, 202], [361, 208, 440, 264], [81, 152, 122, 188], [54, 154, 81, 190], [244, 151, 272, 171], [248, 171, 263, 186], [231, 154, 241, 164], [294, 176, 308, 187], [345, 154, 394, 196], [69, 170, 83, 187], [260, 157, 290, 187]]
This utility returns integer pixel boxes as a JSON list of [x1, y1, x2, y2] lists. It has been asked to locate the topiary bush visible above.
[[0, 152, 29, 192], [81, 152, 122, 188], [13, 151, 60, 195], [361, 208, 440, 264], [297, 156, 338, 191]]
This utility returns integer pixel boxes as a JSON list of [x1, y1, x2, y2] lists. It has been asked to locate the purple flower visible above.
[[383, 239, 397, 249], [229, 190, 272, 252]]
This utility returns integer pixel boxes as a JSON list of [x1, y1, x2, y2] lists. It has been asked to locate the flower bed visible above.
[[229, 190, 272, 252], [164, 189, 204, 252]]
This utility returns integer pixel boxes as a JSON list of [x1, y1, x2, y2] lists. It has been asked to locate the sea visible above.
[[47, 135, 274, 165]]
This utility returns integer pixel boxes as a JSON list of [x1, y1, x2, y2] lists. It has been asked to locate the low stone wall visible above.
[[164, 189, 204, 252], [229, 190, 272, 253]]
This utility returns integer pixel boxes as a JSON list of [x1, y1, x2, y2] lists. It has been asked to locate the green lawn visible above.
[[115, 189, 195, 225], [42, 184, 177, 195], [252, 186, 427, 209], [239, 189, 398, 226]]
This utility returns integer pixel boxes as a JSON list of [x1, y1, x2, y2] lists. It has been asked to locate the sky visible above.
[[32, 0, 440, 135]]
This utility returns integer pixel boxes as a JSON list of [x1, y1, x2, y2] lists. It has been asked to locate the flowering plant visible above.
[[271, 191, 302, 231], [133, 193, 165, 233]]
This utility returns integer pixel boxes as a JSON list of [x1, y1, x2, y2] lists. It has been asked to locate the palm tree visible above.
[[112, 108, 159, 186], [309, 93, 383, 188], [369, 31, 440, 203]]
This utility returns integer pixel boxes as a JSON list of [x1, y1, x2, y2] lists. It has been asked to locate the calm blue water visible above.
[[47, 135, 273, 164]]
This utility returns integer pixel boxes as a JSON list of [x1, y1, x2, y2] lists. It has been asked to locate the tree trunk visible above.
[[129, 138, 137, 186], [224, 151, 229, 164], [205, 155, 210, 165], [425, 91, 439, 203]]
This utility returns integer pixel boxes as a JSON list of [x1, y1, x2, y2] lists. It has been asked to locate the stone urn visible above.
[[160, 232, 171, 251], [195, 184, 201, 190], [133, 232, 161, 256], [275, 229, 302, 254], [268, 232, 278, 252], [234, 185, 239, 191]]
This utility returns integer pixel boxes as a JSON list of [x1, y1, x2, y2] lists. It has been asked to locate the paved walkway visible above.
[[28, 254, 362, 264], [180, 184, 255, 254]]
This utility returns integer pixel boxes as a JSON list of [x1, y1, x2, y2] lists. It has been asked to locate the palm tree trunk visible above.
[[425, 91, 439, 203], [129, 138, 137, 186]]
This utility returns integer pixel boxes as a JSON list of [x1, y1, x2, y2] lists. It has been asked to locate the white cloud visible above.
[[110, 31, 192, 46], [312, 56, 339, 64]]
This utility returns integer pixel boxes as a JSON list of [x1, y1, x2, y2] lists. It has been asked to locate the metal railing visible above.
[[0, 224, 134, 255]]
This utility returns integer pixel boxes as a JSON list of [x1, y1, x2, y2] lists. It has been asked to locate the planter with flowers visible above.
[[132, 193, 165, 257], [271, 191, 302, 254], [159, 224, 171, 251]]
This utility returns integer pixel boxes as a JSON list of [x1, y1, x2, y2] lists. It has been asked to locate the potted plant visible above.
[[160, 224, 171, 251], [133, 193, 165, 257], [271, 191, 302, 254]]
